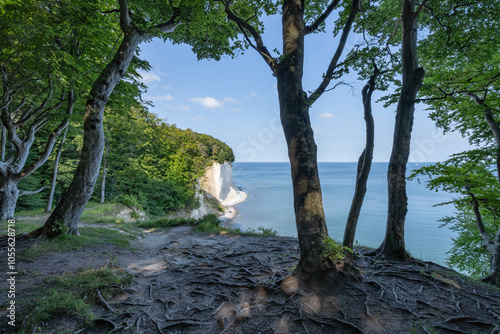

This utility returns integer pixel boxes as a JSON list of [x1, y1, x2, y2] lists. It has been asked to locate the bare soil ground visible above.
[[1, 225, 500, 333]]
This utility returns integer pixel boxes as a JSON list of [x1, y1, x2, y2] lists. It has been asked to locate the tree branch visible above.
[[17, 90, 74, 181], [118, 0, 130, 29], [222, 0, 277, 75], [19, 185, 49, 197], [305, 0, 342, 35], [465, 184, 495, 254], [308, 0, 360, 105]]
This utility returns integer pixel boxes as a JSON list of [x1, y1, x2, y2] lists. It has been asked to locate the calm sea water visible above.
[[231, 162, 457, 265]]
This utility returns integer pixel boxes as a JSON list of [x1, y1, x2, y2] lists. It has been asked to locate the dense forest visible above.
[[0, 0, 499, 332], [15, 107, 234, 216]]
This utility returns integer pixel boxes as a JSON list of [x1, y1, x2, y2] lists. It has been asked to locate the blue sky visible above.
[[137, 16, 471, 163]]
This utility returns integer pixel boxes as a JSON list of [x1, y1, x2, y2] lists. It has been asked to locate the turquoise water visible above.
[[231, 162, 457, 265]]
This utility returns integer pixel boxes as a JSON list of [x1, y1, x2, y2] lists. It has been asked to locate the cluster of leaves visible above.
[[320, 237, 353, 262]]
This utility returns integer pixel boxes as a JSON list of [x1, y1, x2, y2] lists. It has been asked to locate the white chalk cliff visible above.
[[189, 162, 247, 221]]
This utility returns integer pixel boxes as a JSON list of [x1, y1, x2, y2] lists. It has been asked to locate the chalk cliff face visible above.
[[190, 162, 247, 220]]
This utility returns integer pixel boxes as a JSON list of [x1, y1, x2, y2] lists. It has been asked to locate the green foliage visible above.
[[440, 208, 492, 278], [410, 157, 500, 278], [99, 107, 234, 217], [418, 0, 500, 145], [320, 237, 353, 262]]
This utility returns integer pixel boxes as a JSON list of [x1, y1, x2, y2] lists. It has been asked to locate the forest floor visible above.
[[0, 209, 500, 334]]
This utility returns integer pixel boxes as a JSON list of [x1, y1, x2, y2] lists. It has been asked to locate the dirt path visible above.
[[1, 225, 500, 333]]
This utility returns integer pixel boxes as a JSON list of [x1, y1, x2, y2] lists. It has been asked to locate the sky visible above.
[[137, 15, 471, 163]]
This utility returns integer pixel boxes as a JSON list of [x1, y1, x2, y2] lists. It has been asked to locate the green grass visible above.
[[18, 227, 136, 261], [79, 202, 126, 224], [16, 265, 133, 333]]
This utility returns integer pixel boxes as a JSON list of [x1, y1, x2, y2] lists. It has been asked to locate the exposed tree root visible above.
[[3, 229, 500, 333]]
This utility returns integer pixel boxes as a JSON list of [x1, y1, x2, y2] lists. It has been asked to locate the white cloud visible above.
[[164, 103, 190, 111], [319, 112, 336, 120], [147, 94, 174, 102], [223, 97, 239, 104], [190, 115, 206, 122], [138, 71, 161, 85], [187, 96, 239, 110], [188, 97, 223, 109]]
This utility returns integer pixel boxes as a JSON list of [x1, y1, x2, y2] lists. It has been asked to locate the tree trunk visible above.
[[46, 126, 68, 213], [28, 29, 144, 238], [482, 108, 500, 185], [482, 229, 500, 286], [0, 176, 19, 220], [100, 137, 110, 203], [1, 124, 5, 161], [343, 71, 377, 249], [278, 0, 330, 276], [378, 0, 424, 261]]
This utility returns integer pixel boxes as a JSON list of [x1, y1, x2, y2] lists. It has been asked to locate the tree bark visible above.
[[482, 229, 500, 286], [277, 0, 330, 275], [46, 125, 68, 212], [100, 137, 110, 203], [0, 176, 19, 220], [378, 0, 424, 261], [343, 70, 377, 249], [1, 124, 5, 161]]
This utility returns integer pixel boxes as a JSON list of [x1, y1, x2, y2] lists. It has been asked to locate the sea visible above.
[[231, 162, 457, 266]]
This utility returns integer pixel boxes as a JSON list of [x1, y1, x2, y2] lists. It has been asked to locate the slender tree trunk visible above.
[[1, 124, 5, 161], [482, 108, 500, 185], [29, 29, 144, 237], [343, 71, 377, 249], [378, 0, 424, 261], [482, 229, 500, 286], [46, 126, 68, 212], [100, 137, 110, 203], [465, 185, 499, 285], [0, 176, 19, 220], [278, 0, 329, 276]]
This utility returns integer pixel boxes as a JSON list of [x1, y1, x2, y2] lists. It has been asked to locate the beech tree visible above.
[[28, 0, 242, 237], [410, 1, 500, 284], [221, 0, 361, 276]]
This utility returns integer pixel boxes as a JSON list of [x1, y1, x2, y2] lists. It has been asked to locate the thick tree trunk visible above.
[[0, 176, 19, 220], [28, 30, 144, 238], [343, 72, 376, 249], [100, 137, 110, 203], [278, 0, 329, 276], [378, 0, 424, 261], [46, 126, 68, 212]]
